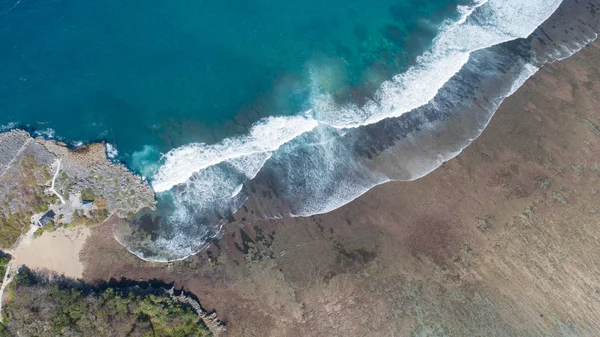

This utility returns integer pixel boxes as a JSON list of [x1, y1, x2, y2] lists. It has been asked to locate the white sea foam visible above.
[[456, 0, 488, 24], [152, 115, 318, 193], [33, 128, 56, 138], [105, 143, 118, 159], [0, 122, 17, 132], [311, 0, 563, 128], [507, 64, 539, 96]]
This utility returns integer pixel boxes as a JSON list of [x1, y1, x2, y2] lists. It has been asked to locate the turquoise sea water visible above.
[[0, 0, 462, 159]]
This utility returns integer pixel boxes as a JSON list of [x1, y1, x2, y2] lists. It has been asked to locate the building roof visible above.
[[39, 210, 56, 226]]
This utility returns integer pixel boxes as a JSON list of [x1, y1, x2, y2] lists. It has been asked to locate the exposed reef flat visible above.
[[82, 39, 600, 336]]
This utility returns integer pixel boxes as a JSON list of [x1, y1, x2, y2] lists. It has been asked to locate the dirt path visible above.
[[0, 224, 36, 320], [50, 159, 66, 204], [0, 137, 31, 178]]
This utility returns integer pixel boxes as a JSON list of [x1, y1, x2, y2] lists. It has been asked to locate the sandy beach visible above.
[[14, 226, 90, 279]]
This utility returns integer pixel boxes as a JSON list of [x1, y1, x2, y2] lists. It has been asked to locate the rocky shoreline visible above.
[[0, 129, 155, 250], [0, 130, 160, 324]]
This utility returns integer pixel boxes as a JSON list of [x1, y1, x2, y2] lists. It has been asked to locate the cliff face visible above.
[[0, 130, 155, 249]]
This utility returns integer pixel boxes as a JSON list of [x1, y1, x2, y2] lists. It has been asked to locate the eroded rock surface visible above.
[[0, 130, 155, 249]]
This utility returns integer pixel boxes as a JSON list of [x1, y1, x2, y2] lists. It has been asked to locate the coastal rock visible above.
[[552, 191, 568, 204], [0, 130, 57, 248], [540, 180, 551, 190], [40, 139, 156, 217], [0, 130, 155, 249], [166, 287, 227, 336]]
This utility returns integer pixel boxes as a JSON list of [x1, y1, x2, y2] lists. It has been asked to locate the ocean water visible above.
[[0, 0, 464, 154], [1, 0, 599, 261]]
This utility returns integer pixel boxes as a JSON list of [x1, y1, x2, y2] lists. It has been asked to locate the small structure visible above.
[[81, 200, 93, 212], [39, 210, 56, 227]]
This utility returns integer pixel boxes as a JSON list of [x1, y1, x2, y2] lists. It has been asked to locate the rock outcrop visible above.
[[0, 129, 156, 249]]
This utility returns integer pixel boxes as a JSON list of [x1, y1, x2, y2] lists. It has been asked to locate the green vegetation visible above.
[[0, 215, 27, 249], [70, 208, 109, 227], [0, 155, 57, 249], [33, 221, 58, 238], [0, 253, 11, 279], [80, 188, 95, 202], [1, 270, 212, 336]]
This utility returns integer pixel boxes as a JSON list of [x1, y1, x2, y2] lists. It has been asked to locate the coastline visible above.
[[81, 37, 600, 336], [1, 0, 600, 334], [0, 129, 156, 319], [114, 0, 600, 262], [3, 0, 599, 263]]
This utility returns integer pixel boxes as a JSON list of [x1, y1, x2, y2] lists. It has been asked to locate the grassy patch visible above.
[[80, 188, 95, 202], [0, 253, 11, 279], [0, 214, 27, 248], [33, 222, 58, 238], [0, 155, 58, 249]]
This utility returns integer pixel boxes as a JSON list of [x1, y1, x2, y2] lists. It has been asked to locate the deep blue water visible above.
[[0, 0, 463, 158]]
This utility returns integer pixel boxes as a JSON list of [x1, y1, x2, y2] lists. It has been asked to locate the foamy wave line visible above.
[[33, 128, 56, 139], [0, 122, 17, 132], [311, 0, 563, 128], [105, 143, 119, 159], [152, 114, 318, 193], [113, 227, 215, 263]]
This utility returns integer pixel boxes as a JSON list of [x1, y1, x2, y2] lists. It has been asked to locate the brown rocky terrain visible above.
[[81, 40, 600, 336]]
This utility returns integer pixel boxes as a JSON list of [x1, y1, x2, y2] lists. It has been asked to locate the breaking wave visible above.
[[114, 0, 600, 261], [105, 143, 119, 160], [152, 115, 319, 193], [311, 0, 561, 128]]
